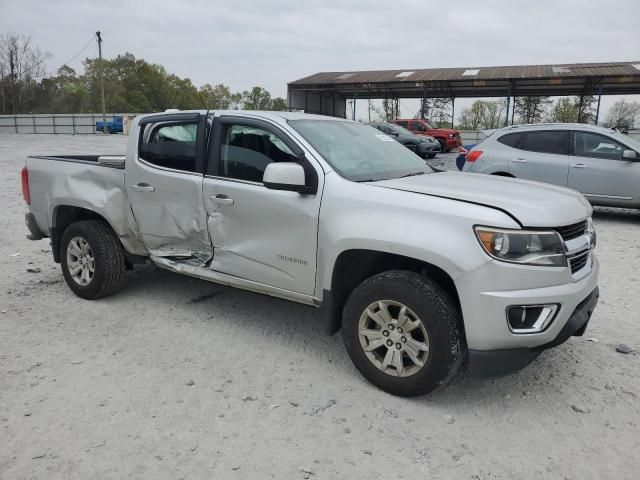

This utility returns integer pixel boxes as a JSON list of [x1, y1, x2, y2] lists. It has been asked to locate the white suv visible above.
[[462, 123, 640, 208]]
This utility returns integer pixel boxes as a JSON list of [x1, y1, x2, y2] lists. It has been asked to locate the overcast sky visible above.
[[2, 0, 639, 120]]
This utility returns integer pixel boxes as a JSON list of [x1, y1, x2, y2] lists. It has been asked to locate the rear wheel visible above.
[[343, 270, 464, 397], [60, 220, 125, 299]]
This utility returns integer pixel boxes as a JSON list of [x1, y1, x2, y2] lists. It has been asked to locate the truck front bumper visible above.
[[445, 137, 462, 150], [455, 254, 599, 377], [467, 286, 598, 377]]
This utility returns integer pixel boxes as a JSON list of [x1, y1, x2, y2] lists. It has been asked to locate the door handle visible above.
[[211, 194, 234, 206], [570, 163, 586, 169], [131, 183, 155, 192], [512, 158, 527, 163]]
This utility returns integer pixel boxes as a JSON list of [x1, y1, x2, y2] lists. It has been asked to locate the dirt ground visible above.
[[1, 134, 638, 479]]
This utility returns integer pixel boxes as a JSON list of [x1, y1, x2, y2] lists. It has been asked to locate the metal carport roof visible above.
[[288, 61, 640, 99]]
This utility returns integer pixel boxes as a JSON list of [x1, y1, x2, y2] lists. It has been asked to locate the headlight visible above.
[[474, 226, 567, 267], [586, 217, 596, 247], [448, 133, 454, 138]]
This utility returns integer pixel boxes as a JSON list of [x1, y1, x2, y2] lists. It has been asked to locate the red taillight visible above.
[[465, 150, 483, 163], [21, 167, 30, 204]]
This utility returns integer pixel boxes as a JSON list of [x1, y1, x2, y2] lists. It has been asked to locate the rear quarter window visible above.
[[497, 132, 523, 148]]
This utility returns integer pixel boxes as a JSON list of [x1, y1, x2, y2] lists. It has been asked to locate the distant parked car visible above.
[[95, 116, 123, 134], [462, 123, 640, 208], [368, 122, 441, 158], [392, 118, 462, 152]]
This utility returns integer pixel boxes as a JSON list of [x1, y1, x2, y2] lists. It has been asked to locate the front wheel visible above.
[[60, 220, 125, 299], [342, 271, 464, 397]]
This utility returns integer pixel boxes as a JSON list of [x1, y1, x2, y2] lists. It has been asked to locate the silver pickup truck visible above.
[[22, 110, 599, 396]]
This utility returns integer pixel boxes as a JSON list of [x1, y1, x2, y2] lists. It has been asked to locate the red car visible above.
[[392, 119, 462, 152]]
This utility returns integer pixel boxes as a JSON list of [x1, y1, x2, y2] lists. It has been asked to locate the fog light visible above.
[[507, 304, 558, 334]]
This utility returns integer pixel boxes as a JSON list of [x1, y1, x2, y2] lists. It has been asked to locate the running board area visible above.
[[150, 255, 318, 306]]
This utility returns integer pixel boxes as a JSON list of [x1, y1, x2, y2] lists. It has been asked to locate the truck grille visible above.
[[554, 220, 587, 241], [569, 250, 589, 274]]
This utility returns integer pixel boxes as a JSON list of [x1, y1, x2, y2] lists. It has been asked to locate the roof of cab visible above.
[[137, 110, 349, 123]]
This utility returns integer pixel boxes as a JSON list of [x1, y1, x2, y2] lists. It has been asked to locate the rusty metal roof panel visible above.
[[289, 61, 640, 85]]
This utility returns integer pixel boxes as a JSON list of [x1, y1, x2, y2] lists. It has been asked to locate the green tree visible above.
[[514, 96, 551, 124], [199, 83, 233, 109], [271, 97, 288, 111], [242, 86, 272, 110], [547, 97, 579, 122], [458, 100, 486, 130], [546, 96, 596, 123]]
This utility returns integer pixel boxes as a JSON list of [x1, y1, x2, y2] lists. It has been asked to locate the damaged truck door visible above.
[[202, 116, 321, 295], [126, 112, 212, 260]]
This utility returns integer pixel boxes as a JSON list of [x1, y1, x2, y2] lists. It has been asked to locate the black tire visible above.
[[343, 270, 463, 397], [437, 139, 446, 154], [427, 153, 437, 159], [60, 220, 125, 299]]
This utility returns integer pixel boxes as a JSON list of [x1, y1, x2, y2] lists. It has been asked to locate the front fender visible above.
[[315, 174, 519, 297]]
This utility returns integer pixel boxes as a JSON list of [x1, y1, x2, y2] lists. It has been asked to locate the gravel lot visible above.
[[1, 134, 639, 479]]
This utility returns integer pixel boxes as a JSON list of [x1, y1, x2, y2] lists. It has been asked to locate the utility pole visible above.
[[9, 46, 17, 114], [96, 31, 107, 134]]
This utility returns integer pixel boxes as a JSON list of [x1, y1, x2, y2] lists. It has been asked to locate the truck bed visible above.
[[25, 154, 132, 247]]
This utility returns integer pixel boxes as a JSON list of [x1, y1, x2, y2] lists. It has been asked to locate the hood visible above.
[[372, 172, 592, 227]]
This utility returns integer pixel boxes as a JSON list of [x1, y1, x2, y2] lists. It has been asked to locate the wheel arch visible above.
[[322, 249, 463, 339], [491, 171, 515, 177], [50, 205, 133, 263]]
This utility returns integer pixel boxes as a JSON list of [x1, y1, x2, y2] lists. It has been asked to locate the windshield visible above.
[[608, 129, 640, 151], [289, 120, 433, 182]]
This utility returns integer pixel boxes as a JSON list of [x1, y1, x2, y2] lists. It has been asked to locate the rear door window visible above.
[[497, 132, 524, 148], [139, 122, 198, 172], [520, 130, 568, 155], [396, 120, 408, 128]]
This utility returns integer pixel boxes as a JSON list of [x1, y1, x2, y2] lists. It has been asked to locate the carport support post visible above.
[[450, 97, 455, 128], [595, 87, 602, 125], [352, 93, 357, 120], [504, 83, 512, 127], [577, 95, 584, 123]]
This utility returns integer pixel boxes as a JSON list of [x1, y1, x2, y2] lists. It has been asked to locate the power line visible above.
[[21, 34, 96, 79], [59, 35, 96, 68]]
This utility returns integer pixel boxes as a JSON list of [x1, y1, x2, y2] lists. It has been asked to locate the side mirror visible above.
[[622, 149, 637, 160], [264, 162, 308, 193]]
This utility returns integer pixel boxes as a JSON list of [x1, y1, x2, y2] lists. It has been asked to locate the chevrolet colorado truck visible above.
[[22, 110, 599, 396]]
